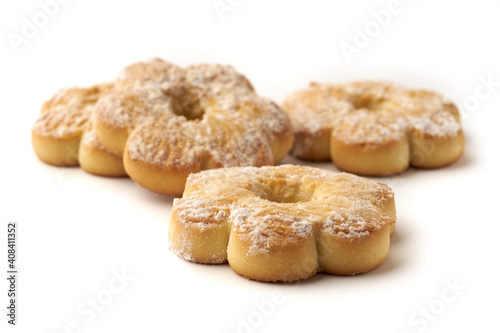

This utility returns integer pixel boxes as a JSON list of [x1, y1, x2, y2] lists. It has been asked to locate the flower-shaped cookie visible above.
[[282, 81, 465, 176], [92, 58, 294, 195], [169, 165, 396, 282]]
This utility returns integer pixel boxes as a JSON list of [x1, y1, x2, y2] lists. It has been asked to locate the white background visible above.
[[1, 0, 499, 332]]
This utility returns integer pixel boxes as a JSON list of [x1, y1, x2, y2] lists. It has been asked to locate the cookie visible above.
[[93, 58, 294, 195], [169, 165, 396, 282], [282, 81, 465, 175], [31, 84, 126, 176]]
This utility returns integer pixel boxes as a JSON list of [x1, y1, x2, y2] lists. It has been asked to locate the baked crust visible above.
[[282, 81, 464, 175], [31, 83, 127, 177], [169, 165, 396, 282], [93, 59, 294, 195], [32, 59, 294, 190]]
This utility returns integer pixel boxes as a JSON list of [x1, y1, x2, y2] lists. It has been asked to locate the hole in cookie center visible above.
[[350, 96, 386, 111], [254, 181, 312, 204], [167, 87, 205, 121]]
